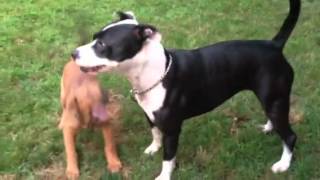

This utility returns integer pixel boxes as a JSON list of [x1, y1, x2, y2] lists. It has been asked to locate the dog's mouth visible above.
[[80, 65, 106, 73]]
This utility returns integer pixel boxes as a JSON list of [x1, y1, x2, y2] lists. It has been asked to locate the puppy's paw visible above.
[[144, 143, 161, 155], [66, 167, 80, 180], [108, 161, 122, 173], [271, 160, 290, 173]]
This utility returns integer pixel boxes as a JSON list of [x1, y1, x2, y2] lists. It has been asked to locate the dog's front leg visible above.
[[144, 115, 162, 155], [102, 126, 122, 173], [144, 126, 163, 155], [63, 127, 79, 179], [155, 129, 181, 180]]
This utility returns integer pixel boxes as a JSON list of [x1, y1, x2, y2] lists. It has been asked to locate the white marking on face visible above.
[[74, 17, 140, 69], [102, 19, 138, 31], [144, 127, 162, 155], [155, 157, 176, 180], [75, 40, 119, 68], [124, 11, 135, 18], [271, 142, 292, 173], [261, 120, 273, 133]]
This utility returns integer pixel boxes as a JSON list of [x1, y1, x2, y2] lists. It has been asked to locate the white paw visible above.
[[271, 160, 290, 173], [155, 174, 170, 180], [144, 142, 161, 155], [260, 120, 273, 133]]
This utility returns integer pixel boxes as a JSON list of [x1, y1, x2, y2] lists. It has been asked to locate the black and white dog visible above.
[[72, 0, 300, 179]]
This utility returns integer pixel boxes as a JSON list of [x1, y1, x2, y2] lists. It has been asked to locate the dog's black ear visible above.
[[117, 11, 135, 20], [133, 24, 157, 41]]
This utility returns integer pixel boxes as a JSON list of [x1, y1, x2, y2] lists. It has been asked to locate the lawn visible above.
[[0, 0, 319, 179]]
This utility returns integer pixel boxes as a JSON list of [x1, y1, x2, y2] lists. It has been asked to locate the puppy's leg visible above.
[[63, 127, 79, 179], [102, 126, 122, 173], [264, 96, 296, 173], [155, 126, 181, 180]]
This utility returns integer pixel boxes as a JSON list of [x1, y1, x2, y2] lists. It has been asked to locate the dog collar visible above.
[[130, 54, 172, 96]]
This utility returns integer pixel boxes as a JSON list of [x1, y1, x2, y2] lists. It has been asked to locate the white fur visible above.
[[75, 17, 139, 68], [144, 127, 162, 155], [271, 143, 292, 173], [155, 158, 176, 180], [261, 120, 273, 133], [124, 11, 136, 18], [75, 40, 119, 68], [116, 35, 167, 122], [102, 19, 138, 31], [134, 84, 166, 121], [73, 14, 172, 178], [75, 30, 167, 121]]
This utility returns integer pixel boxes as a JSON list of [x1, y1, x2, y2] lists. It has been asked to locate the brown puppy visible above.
[[59, 60, 122, 179]]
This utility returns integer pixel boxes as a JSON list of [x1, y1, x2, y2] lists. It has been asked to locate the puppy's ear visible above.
[[133, 24, 158, 41], [117, 11, 136, 20]]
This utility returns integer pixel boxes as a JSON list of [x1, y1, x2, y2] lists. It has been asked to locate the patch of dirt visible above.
[[0, 175, 16, 180], [34, 161, 66, 180], [121, 165, 133, 180], [223, 108, 250, 135], [289, 95, 304, 124]]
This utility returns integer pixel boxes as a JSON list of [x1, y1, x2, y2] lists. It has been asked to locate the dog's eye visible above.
[[96, 40, 106, 48]]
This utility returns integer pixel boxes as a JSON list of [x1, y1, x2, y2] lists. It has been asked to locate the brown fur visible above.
[[59, 60, 122, 179]]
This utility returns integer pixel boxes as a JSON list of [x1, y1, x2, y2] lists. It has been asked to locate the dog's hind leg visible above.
[[255, 72, 296, 173], [259, 119, 274, 133], [267, 96, 297, 173], [256, 90, 274, 134], [144, 114, 163, 155], [259, 92, 297, 173]]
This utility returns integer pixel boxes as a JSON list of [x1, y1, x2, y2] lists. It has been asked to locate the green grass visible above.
[[0, 0, 320, 179]]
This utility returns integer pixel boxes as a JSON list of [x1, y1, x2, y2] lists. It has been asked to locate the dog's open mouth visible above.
[[80, 65, 106, 73]]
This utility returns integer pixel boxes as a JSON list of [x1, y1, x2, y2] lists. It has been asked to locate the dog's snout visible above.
[[71, 50, 79, 60]]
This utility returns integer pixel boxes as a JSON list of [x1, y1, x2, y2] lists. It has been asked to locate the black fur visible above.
[[273, 0, 301, 49], [75, 0, 301, 171], [93, 25, 143, 61], [157, 40, 296, 161], [91, 24, 157, 62], [150, 0, 301, 162]]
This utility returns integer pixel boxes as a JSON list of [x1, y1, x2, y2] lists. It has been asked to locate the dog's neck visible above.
[[117, 38, 167, 94]]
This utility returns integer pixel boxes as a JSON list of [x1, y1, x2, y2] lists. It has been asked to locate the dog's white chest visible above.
[[135, 84, 166, 122]]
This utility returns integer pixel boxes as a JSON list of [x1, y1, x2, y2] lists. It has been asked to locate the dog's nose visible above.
[[71, 50, 79, 60]]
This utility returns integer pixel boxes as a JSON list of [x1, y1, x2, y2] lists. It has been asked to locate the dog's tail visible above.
[[272, 0, 301, 49]]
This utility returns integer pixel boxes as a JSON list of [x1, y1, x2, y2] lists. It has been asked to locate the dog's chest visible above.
[[134, 84, 167, 122]]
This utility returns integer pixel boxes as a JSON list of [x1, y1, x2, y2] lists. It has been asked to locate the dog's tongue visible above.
[[92, 104, 108, 122]]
